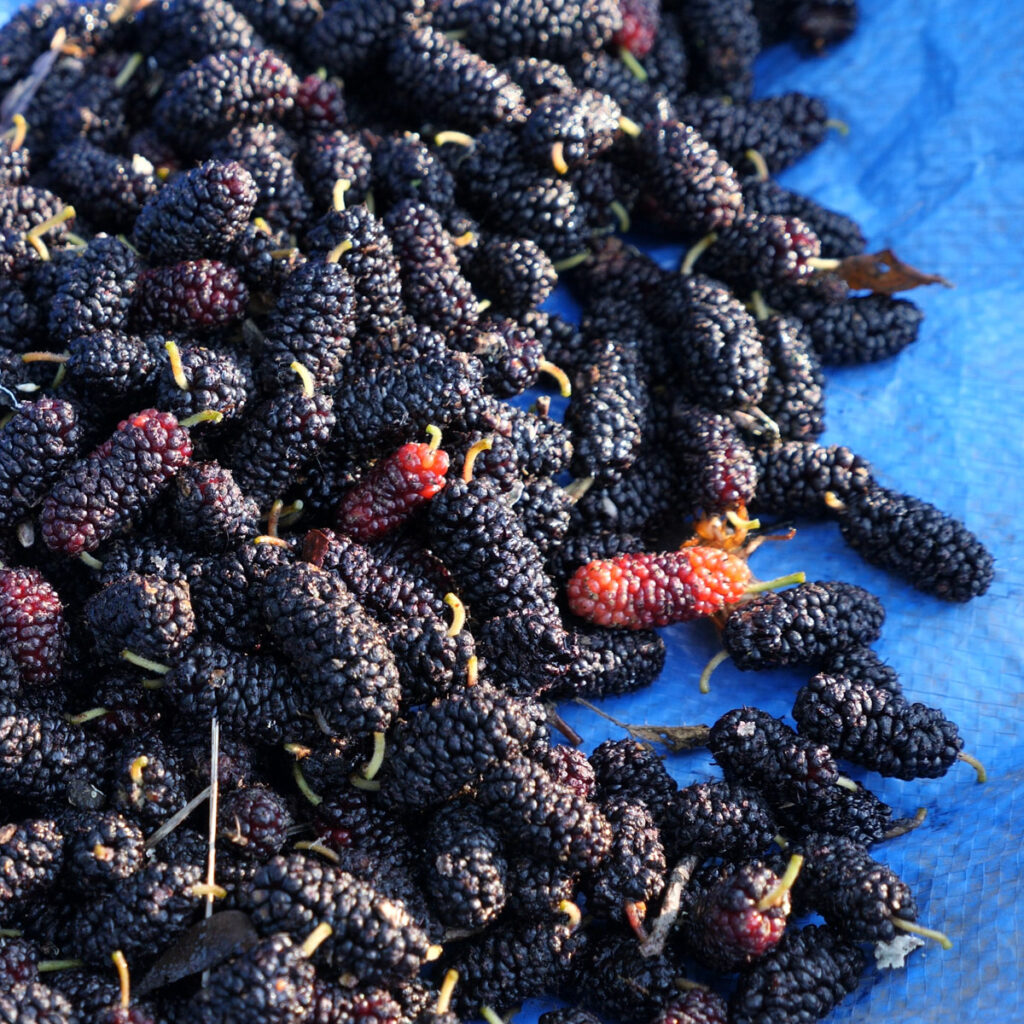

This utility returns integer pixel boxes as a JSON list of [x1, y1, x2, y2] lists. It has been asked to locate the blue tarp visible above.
[[2, 0, 1022, 1018]]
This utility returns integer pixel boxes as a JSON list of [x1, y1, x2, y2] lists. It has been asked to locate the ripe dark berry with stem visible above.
[[84, 571, 195, 664], [442, 903, 586, 1017], [218, 786, 293, 860], [729, 923, 865, 1024], [40, 408, 193, 557], [585, 796, 666, 923], [681, 857, 800, 972], [793, 672, 984, 781], [753, 441, 873, 519], [238, 853, 434, 987], [386, 24, 527, 130], [522, 89, 625, 173], [111, 731, 187, 828], [638, 119, 743, 235], [153, 49, 301, 153], [60, 810, 144, 890], [227, 363, 335, 510], [185, 923, 332, 1024], [715, 580, 885, 677], [0, 397, 82, 506], [132, 159, 258, 263], [51, 140, 159, 233], [693, 213, 823, 294], [0, 566, 67, 687], [464, 234, 557, 316], [829, 483, 995, 601], [792, 833, 949, 947], [427, 438, 561, 623]]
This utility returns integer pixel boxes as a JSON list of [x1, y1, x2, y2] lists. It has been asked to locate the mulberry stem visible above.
[[617, 46, 648, 81], [121, 650, 170, 674], [436, 969, 459, 1014], [698, 649, 730, 694], [538, 359, 572, 397], [756, 854, 804, 910], [300, 922, 334, 958], [332, 178, 351, 212], [461, 437, 492, 482], [680, 233, 717, 275], [551, 142, 569, 175], [353, 731, 386, 783], [444, 592, 466, 636], [290, 362, 316, 398], [744, 571, 806, 595], [553, 250, 591, 272], [290, 761, 322, 807], [165, 341, 190, 391], [891, 918, 953, 950], [111, 950, 130, 1009], [744, 148, 770, 180], [957, 751, 987, 783]]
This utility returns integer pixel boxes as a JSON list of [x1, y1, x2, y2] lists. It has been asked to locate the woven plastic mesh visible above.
[[0, 0, 1021, 1018]]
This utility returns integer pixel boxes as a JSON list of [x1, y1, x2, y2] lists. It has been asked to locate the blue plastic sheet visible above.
[[2, 0, 1022, 1019]]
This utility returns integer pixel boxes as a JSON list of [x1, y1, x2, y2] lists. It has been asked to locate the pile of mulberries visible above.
[[0, 0, 990, 1022]]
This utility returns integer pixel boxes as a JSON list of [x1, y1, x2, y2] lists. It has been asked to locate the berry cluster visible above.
[[0, 0, 991, 1022]]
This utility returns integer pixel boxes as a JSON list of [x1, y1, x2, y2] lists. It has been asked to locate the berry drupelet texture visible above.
[[729, 923, 865, 1024], [134, 260, 249, 332], [753, 441, 873, 519], [423, 802, 508, 931], [835, 482, 995, 601], [793, 672, 964, 779], [132, 159, 258, 263], [567, 546, 753, 629], [259, 561, 400, 737], [40, 408, 192, 556], [382, 681, 550, 811], [238, 852, 432, 987], [721, 580, 885, 671], [0, 566, 67, 688], [386, 24, 527, 130], [638, 119, 743, 235]]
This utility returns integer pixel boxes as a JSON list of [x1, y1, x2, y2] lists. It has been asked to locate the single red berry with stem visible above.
[[335, 426, 450, 541], [567, 546, 802, 629]]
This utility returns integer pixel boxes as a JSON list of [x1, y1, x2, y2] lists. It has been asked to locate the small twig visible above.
[[639, 855, 699, 957]]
